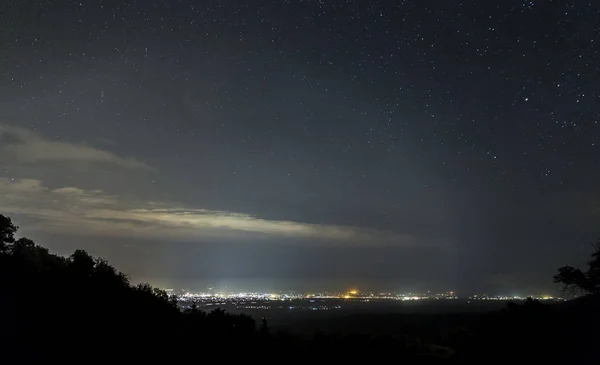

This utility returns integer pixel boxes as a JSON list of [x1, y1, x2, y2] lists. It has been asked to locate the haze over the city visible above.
[[1, 0, 599, 294]]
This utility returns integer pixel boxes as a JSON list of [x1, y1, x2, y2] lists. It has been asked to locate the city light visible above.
[[173, 289, 565, 313]]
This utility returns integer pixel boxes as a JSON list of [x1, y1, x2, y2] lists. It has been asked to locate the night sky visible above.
[[1, 0, 599, 294]]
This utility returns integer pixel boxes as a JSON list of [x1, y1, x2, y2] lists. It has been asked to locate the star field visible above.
[[1, 0, 599, 293]]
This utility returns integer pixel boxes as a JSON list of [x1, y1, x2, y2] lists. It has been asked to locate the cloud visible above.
[[0, 178, 412, 245], [0, 124, 153, 170], [52, 187, 119, 205], [84, 208, 386, 241], [2, 178, 46, 193]]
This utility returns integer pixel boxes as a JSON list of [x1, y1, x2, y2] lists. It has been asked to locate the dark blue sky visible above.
[[1, 0, 599, 294]]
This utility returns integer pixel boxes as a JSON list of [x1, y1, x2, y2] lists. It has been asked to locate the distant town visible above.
[[165, 289, 565, 312]]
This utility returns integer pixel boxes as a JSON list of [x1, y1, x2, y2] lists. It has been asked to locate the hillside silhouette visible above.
[[1, 214, 599, 363]]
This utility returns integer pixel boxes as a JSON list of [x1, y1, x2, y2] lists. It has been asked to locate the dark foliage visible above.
[[0, 214, 256, 360], [554, 240, 600, 295], [0, 214, 17, 251], [1, 214, 599, 363]]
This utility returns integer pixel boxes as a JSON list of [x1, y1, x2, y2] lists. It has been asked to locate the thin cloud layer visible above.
[[0, 124, 153, 170], [0, 178, 411, 244]]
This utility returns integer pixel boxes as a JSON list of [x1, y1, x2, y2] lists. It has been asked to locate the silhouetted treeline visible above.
[[1, 214, 599, 363], [0, 215, 257, 359]]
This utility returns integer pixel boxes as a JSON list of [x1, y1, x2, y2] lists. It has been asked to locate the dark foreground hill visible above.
[[1, 214, 599, 363]]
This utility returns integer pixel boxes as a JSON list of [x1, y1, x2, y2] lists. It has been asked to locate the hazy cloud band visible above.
[[0, 124, 153, 171], [0, 178, 412, 245]]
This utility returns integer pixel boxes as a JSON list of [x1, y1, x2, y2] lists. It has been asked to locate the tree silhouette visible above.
[[0, 213, 261, 359], [0, 214, 17, 252], [554, 240, 600, 295]]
